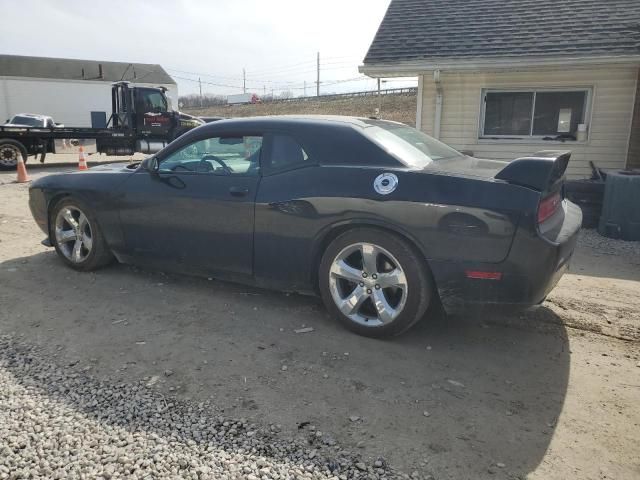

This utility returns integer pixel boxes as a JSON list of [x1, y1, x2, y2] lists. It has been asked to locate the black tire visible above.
[[50, 197, 114, 271], [319, 228, 434, 338], [0, 139, 28, 171]]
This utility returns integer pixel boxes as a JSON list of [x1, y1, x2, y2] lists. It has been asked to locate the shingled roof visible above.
[[0, 54, 175, 85], [363, 0, 640, 65]]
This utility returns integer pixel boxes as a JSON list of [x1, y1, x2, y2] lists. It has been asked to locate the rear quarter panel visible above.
[[254, 165, 535, 291]]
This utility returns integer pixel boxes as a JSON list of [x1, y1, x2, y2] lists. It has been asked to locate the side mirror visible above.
[[144, 156, 159, 174]]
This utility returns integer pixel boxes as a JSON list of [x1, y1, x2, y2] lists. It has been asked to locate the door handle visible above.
[[229, 186, 249, 197]]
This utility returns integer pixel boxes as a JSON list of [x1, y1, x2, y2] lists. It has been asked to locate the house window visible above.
[[481, 89, 590, 140]]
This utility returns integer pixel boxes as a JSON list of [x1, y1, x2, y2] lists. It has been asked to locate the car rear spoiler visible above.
[[494, 150, 571, 191]]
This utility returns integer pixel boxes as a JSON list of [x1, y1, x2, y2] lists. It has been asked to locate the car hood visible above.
[[30, 162, 137, 192], [57, 162, 139, 176]]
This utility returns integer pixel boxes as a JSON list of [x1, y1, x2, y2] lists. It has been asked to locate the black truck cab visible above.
[[0, 82, 203, 169]]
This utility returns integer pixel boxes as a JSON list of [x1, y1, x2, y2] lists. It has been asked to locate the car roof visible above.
[[12, 113, 50, 119], [201, 114, 405, 130]]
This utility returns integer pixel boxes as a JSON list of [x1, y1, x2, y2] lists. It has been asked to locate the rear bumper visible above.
[[431, 200, 582, 312]]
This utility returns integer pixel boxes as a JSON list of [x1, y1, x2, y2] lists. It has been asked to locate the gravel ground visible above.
[[577, 228, 640, 257], [0, 335, 404, 480]]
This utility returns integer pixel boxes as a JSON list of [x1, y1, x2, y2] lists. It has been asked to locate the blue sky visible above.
[[1, 0, 417, 97]]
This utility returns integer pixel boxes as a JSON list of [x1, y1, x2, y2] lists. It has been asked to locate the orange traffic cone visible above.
[[16, 156, 30, 183], [78, 146, 88, 171]]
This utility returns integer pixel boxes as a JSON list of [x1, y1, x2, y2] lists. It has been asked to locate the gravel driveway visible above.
[[0, 336, 392, 480], [1, 165, 639, 479]]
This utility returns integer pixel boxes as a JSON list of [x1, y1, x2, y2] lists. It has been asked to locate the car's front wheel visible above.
[[319, 228, 433, 338], [50, 198, 114, 271]]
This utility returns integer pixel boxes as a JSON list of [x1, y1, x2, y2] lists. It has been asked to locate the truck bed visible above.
[[0, 125, 135, 140]]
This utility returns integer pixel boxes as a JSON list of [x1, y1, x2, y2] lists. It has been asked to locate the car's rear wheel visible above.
[[0, 139, 27, 170], [319, 228, 433, 337], [50, 198, 114, 271]]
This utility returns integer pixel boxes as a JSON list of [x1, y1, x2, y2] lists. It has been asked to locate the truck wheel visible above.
[[319, 228, 433, 338], [50, 198, 114, 271], [0, 139, 27, 170]]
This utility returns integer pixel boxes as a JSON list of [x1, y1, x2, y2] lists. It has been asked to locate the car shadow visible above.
[[0, 251, 570, 478]]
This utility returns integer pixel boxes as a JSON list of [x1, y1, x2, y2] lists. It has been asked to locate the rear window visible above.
[[362, 121, 465, 168]]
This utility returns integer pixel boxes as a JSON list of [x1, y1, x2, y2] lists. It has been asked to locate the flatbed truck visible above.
[[0, 81, 203, 170]]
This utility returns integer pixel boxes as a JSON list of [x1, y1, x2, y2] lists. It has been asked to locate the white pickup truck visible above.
[[4, 113, 63, 129]]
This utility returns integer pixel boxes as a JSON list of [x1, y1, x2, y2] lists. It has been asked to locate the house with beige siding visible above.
[[360, 0, 640, 178]]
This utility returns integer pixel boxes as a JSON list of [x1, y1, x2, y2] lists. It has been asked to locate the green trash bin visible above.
[[598, 170, 640, 240]]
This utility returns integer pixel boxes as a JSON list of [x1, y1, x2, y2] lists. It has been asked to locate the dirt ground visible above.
[[1, 162, 639, 479], [184, 93, 418, 127]]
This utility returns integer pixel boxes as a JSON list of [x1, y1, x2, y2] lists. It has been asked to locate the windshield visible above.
[[363, 120, 465, 168], [9, 115, 43, 127]]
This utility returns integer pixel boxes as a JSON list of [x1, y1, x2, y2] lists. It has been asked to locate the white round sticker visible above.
[[374, 173, 398, 195]]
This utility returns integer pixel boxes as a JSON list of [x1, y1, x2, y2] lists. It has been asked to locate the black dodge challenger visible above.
[[29, 116, 582, 337]]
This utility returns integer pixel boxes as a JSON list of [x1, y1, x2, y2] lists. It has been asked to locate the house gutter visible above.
[[359, 54, 640, 77], [433, 70, 443, 139]]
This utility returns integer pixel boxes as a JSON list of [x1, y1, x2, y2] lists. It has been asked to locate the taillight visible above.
[[465, 271, 502, 280], [537, 192, 561, 224]]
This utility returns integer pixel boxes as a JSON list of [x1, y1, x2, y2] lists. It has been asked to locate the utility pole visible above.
[[243, 68, 246, 94], [199, 77, 203, 108], [377, 78, 381, 114], [304, 81, 307, 97], [263, 85, 266, 97], [316, 52, 320, 97]]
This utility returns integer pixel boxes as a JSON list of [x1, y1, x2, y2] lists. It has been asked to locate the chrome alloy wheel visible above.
[[328, 242, 408, 327], [54, 206, 94, 263], [0, 144, 20, 168]]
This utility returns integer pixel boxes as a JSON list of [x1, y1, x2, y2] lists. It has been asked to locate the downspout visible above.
[[415, 75, 424, 130], [433, 69, 443, 139]]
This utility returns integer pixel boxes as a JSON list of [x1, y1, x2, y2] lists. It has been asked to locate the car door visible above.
[[118, 134, 263, 276], [253, 132, 320, 289], [135, 88, 173, 139]]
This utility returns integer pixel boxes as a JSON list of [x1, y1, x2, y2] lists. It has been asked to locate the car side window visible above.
[[159, 136, 262, 176], [267, 134, 310, 171]]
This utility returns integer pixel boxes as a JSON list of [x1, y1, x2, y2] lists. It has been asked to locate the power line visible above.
[[247, 61, 359, 79], [168, 68, 300, 86], [171, 75, 245, 91], [242, 59, 317, 76], [245, 64, 357, 80], [168, 67, 304, 88], [177, 74, 376, 93], [167, 67, 246, 82], [240, 56, 359, 77], [168, 55, 363, 91], [284, 76, 372, 91]]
